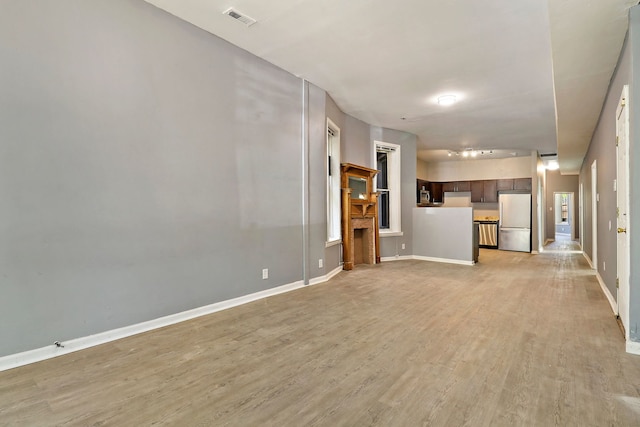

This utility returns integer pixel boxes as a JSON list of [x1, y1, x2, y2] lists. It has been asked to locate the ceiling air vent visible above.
[[223, 8, 256, 27]]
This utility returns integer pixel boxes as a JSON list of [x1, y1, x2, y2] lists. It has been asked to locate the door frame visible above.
[[591, 160, 597, 270], [616, 84, 630, 339], [579, 183, 584, 250], [553, 192, 575, 241]]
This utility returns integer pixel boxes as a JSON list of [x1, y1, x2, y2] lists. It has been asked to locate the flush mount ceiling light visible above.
[[437, 95, 457, 106], [545, 160, 560, 170]]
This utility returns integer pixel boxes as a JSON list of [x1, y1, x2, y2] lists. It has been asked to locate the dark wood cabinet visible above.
[[442, 181, 456, 192], [470, 181, 483, 202], [416, 179, 445, 204], [497, 179, 514, 191], [457, 181, 470, 192], [514, 178, 532, 191], [430, 182, 443, 203], [483, 180, 498, 202], [420, 177, 529, 205], [470, 180, 498, 203], [497, 178, 531, 192], [443, 181, 470, 193]]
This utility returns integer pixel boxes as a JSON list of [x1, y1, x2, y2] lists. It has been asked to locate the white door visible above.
[[616, 85, 630, 338], [591, 160, 597, 270]]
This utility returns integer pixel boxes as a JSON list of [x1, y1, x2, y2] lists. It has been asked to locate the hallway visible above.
[[1, 250, 639, 426], [544, 234, 582, 253]]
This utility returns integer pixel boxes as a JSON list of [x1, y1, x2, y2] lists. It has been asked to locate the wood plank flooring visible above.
[[1, 249, 640, 426]]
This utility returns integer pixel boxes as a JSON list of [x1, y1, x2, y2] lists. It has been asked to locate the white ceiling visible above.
[[145, 0, 636, 174]]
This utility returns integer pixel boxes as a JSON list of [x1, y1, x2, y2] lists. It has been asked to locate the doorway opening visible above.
[[544, 192, 580, 252], [555, 192, 573, 237]]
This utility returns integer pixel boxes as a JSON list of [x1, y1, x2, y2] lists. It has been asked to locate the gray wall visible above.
[[545, 170, 580, 241], [0, 1, 421, 357], [413, 208, 474, 262], [326, 96, 417, 260], [372, 127, 417, 258], [0, 0, 309, 356], [580, 16, 630, 316]]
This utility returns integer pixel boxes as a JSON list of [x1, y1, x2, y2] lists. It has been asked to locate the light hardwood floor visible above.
[[2, 249, 640, 426]]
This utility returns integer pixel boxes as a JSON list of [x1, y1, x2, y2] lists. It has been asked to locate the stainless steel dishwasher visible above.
[[476, 220, 498, 249]]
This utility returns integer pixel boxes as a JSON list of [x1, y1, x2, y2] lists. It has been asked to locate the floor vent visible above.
[[222, 8, 257, 27]]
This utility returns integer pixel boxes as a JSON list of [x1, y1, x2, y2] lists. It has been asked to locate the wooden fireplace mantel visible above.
[[341, 163, 380, 270]]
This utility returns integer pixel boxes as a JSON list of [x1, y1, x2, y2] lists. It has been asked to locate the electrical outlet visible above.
[[318, 259, 323, 268], [262, 268, 268, 279], [401, 243, 405, 250]]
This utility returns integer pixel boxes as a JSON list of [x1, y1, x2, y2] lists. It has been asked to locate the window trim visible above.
[[326, 118, 341, 244], [373, 140, 402, 235]]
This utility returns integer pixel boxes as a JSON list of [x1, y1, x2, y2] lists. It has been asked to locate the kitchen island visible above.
[[413, 207, 478, 265]]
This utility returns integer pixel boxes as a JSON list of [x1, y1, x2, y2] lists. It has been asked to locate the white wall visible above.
[[421, 156, 533, 181]]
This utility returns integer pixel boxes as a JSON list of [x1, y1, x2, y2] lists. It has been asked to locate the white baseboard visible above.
[[412, 255, 475, 266], [0, 279, 307, 372], [595, 271, 617, 314], [308, 265, 342, 286], [380, 255, 413, 262], [381, 255, 473, 266], [582, 252, 594, 269], [626, 341, 640, 355]]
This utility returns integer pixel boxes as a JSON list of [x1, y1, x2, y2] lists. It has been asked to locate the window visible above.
[[377, 151, 390, 228], [375, 141, 401, 235], [327, 119, 341, 243]]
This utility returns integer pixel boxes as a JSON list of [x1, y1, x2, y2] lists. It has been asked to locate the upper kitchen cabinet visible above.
[[497, 179, 514, 191], [430, 182, 443, 203], [416, 179, 444, 204], [443, 181, 470, 192], [497, 178, 532, 192], [471, 180, 497, 203], [514, 178, 532, 191]]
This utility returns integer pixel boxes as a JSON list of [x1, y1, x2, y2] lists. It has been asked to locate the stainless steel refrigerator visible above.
[[499, 193, 531, 252]]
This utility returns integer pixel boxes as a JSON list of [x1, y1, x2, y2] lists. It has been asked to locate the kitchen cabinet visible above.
[[443, 181, 470, 192], [457, 181, 471, 192], [430, 182, 443, 203], [416, 179, 444, 204], [483, 180, 497, 202], [514, 178, 532, 191], [497, 178, 531, 192], [497, 179, 514, 191], [470, 180, 497, 203]]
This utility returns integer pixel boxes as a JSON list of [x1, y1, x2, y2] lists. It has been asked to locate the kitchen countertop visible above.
[[474, 216, 499, 222]]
